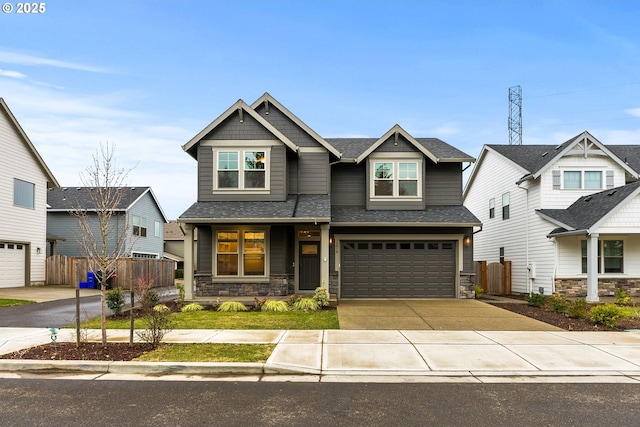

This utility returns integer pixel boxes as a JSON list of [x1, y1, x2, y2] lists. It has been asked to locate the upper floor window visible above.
[[502, 192, 510, 220], [154, 221, 161, 237], [133, 215, 147, 237], [562, 170, 602, 190], [372, 160, 419, 197], [14, 179, 35, 209], [489, 198, 495, 219], [216, 150, 267, 190]]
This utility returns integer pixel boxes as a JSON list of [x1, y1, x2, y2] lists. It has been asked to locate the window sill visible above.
[[213, 190, 270, 194], [212, 277, 270, 283]]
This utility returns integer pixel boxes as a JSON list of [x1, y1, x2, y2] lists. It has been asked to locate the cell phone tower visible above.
[[508, 85, 522, 145]]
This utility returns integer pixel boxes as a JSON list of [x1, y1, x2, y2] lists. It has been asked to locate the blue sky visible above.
[[2, 0, 639, 218]]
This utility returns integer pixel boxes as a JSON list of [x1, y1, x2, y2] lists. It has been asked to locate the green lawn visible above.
[[135, 343, 275, 362], [81, 309, 339, 330], [0, 298, 35, 307]]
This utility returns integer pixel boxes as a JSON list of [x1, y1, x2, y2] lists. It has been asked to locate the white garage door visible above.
[[0, 242, 26, 288]]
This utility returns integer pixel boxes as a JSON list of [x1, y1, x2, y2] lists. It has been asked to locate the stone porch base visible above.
[[555, 278, 640, 297]]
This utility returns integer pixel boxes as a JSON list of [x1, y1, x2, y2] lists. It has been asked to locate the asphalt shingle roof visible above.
[[331, 205, 480, 225], [538, 181, 640, 235], [47, 187, 150, 210], [325, 138, 473, 161]]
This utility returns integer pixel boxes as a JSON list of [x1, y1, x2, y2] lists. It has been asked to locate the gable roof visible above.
[[537, 181, 640, 236], [182, 99, 300, 159], [0, 98, 59, 188], [47, 186, 168, 222], [250, 93, 342, 158]]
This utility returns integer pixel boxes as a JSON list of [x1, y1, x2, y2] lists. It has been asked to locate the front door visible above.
[[299, 242, 320, 291]]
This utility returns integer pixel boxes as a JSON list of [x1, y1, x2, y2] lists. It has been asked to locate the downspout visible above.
[[516, 181, 530, 295]]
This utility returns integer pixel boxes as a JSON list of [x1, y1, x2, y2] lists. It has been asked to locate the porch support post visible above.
[[183, 224, 195, 301], [320, 223, 330, 290], [586, 233, 599, 302]]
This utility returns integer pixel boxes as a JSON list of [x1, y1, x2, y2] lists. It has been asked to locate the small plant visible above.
[[181, 302, 204, 312], [261, 300, 289, 312], [615, 288, 632, 306], [548, 293, 569, 314], [292, 297, 319, 312], [313, 287, 329, 307], [526, 293, 548, 307], [106, 288, 125, 316], [567, 298, 588, 319], [254, 296, 269, 311], [590, 303, 622, 328], [135, 277, 160, 312], [175, 282, 186, 307], [217, 301, 248, 312], [49, 327, 58, 347], [136, 304, 174, 348], [474, 285, 484, 299], [287, 294, 302, 306]]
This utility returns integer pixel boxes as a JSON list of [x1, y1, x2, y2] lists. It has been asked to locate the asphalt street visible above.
[[0, 380, 638, 426], [0, 295, 105, 327]]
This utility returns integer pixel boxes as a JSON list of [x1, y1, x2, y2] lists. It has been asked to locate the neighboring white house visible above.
[[0, 98, 60, 287], [463, 131, 640, 301]]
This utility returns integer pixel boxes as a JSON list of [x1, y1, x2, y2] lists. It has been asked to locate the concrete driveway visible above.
[[337, 299, 562, 331]]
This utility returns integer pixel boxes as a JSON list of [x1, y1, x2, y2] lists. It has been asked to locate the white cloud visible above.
[[625, 108, 640, 118], [0, 49, 112, 73], [0, 69, 26, 79]]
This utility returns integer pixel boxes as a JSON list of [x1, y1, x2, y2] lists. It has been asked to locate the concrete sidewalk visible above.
[[0, 328, 639, 383]]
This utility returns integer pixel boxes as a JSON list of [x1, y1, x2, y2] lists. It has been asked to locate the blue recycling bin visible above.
[[87, 271, 95, 289]]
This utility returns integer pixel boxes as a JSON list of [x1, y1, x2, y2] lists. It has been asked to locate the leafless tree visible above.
[[73, 143, 132, 345]]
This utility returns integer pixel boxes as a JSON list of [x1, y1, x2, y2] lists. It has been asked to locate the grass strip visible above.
[[135, 343, 275, 363], [0, 298, 35, 307]]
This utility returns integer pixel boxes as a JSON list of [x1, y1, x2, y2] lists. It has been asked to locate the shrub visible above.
[[135, 277, 160, 312], [313, 287, 329, 307], [106, 288, 125, 316], [473, 285, 484, 299], [174, 269, 184, 279], [218, 301, 248, 312], [175, 282, 185, 307], [261, 300, 289, 312], [181, 302, 204, 312], [615, 288, 632, 306], [254, 296, 269, 311], [292, 297, 319, 312], [136, 304, 174, 348], [548, 293, 569, 314], [567, 298, 588, 319], [526, 293, 548, 307], [590, 303, 622, 328], [287, 294, 302, 306]]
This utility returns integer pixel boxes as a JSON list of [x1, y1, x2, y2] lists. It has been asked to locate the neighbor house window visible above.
[[216, 150, 267, 190], [14, 179, 35, 209], [563, 170, 602, 190], [372, 160, 419, 197], [133, 215, 147, 237], [154, 221, 161, 237], [216, 230, 266, 277], [581, 240, 622, 273], [502, 192, 510, 220], [499, 247, 505, 264], [489, 198, 495, 219]]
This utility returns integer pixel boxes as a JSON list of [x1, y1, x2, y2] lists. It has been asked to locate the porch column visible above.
[[320, 223, 330, 290], [586, 233, 599, 302], [183, 224, 195, 300]]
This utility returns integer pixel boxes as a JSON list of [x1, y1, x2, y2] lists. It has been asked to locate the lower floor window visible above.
[[581, 240, 623, 273], [216, 230, 265, 276]]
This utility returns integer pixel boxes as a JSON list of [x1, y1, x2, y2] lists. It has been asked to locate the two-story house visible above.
[[0, 98, 60, 287], [179, 93, 480, 300], [464, 131, 640, 301], [47, 187, 168, 259]]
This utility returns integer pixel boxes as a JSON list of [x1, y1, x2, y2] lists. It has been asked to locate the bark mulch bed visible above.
[[490, 301, 640, 331], [0, 342, 154, 361]]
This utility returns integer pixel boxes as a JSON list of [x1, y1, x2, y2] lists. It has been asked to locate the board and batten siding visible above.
[[0, 108, 51, 285], [128, 191, 165, 257]]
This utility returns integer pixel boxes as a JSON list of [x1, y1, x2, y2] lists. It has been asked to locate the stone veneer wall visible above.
[[459, 272, 476, 299], [555, 278, 640, 297], [195, 274, 294, 297]]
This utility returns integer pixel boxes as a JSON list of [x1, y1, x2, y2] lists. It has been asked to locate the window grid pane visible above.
[[564, 171, 581, 189], [14, 179, 35, 209], [243, 231, 265, 276], [217, 231, 239, 276], [584, 171, 602, 189]]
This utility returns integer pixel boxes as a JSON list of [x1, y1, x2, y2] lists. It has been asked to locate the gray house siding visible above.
[[298, 152, 329, 195], [128, 192, 165, 257], [425, 162, 463, 206], [376, 135, 419, 153], [331, 163, 366, 206], [196, 225, 212, 275], [269, 225, 294, 275], [254, 103, 323, 148], [47, 212, 127, 257], [197, 144, 287, 202], [204, 111, 275, 141]]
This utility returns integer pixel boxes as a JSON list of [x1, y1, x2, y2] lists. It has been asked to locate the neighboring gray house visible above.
[[164, 220, 198, 270], [47, 187, 168, 259], [178, 93, 480, 300]]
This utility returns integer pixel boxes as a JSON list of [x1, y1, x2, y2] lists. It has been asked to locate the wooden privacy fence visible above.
[[474, 260, 512, 295], [46, 255, 175, 288]]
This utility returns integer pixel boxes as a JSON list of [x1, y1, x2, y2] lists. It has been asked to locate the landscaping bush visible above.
[[526, 293, 548, 307], [313, 287, 329, 307], [136, 304, 174, 348], [106, 288, 125, 316], [261, 300, 289, 312], [175, 282, 185, 307], [473, 285, 484, 299], [567, 298, 588, 319], [615, 288, 632, 306], [135, 278, 160, 312], [590, 303, 622, 328], [548, 293, 569, 314], [217, 301, 248, 312], [292, 297, 319, 312], [181, 302, 204, 312], [174, 269, 184, 279]]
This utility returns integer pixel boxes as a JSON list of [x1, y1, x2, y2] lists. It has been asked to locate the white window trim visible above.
[[213, 147, 271, 193], [368, 155, 423, 200], [212, 226, 270, 281], [562, 169, 604, 190]]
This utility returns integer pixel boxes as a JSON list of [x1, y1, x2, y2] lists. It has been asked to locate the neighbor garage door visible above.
[[0, 242, 26, 288], [341, 241, 456, 298]]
